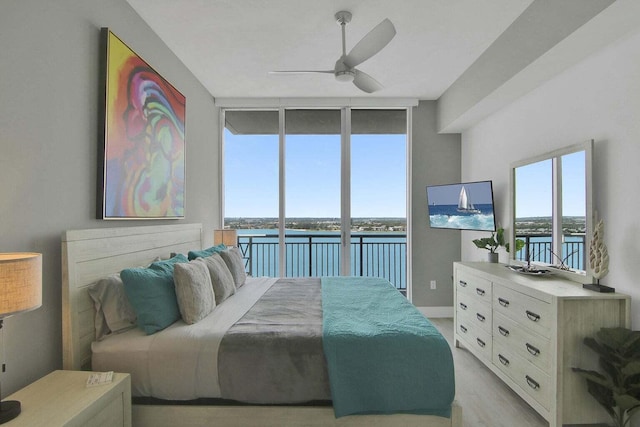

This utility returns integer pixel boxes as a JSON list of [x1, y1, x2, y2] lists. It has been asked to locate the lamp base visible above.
[[0, 400, 21, 424]]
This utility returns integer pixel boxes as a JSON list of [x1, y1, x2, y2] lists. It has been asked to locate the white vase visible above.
[[487, 252, 499, 263]]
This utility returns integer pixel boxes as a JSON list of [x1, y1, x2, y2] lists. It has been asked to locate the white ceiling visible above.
[[126, 0, 535, 99]]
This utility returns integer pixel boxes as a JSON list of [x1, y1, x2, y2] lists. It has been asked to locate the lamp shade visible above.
[[214, 229, 238, 247], [0, 253, 42, 318]]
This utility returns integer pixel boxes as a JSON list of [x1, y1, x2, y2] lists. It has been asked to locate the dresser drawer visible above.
[[493, 311, 551, 373], [456, 271, 492, 303], [457, 311, 492, 361], [493, 283, 553, 338], [457, 294, 492, 334], [493, 343, 551, 410]]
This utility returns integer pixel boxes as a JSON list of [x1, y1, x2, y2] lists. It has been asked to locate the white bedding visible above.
[[92, 276, 278, 399]]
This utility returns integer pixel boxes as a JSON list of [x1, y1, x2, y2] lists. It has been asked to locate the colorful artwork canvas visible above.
[[99, 29, 185, 219]]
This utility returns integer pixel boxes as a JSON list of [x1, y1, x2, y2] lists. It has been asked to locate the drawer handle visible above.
[[477, 338, 486, 348], [498, 326, 510, 337], [459, 280, 468, 287], [476, 288, 485, 296], [525, 375, 540, 390], [498, 297, 510, 307], [476, 313, 485, 322], [526, 310, 541, 322], [460, 325, 467, 333], [526, 343, 541, 356], [459, 302, 468, 310], [498, 354, 510, 366]]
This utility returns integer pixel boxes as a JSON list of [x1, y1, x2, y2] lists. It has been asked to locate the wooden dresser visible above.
[[453, 262, 630, 427]]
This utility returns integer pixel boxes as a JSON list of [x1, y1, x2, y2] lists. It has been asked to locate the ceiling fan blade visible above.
[[343, 18, 396, 68], [269, 70, 333, 75], [353, 69, 383, 93]]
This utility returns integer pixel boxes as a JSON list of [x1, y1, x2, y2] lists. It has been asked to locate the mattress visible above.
[[92, 276, 279, 399]]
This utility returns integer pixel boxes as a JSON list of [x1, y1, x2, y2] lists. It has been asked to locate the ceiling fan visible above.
[[269, 11, 396, 93]]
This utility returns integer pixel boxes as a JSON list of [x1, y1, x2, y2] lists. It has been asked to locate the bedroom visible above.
[[2, 0, 640, 426]]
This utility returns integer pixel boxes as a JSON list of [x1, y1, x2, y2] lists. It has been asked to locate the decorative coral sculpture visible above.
[[589, 218, 609, 282]]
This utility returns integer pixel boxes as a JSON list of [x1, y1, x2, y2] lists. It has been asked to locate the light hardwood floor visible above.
[[430, 318, 548, 427]]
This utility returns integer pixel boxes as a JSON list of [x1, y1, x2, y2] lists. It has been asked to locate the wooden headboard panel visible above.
[[62, 223, 203, 370]]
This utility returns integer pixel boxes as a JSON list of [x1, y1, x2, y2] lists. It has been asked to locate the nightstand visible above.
[[3, 370, 131, 426]]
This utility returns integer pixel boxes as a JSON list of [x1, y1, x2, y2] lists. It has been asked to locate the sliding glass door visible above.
[[223, 108, 408, 292], [285, 110, 342, 276]]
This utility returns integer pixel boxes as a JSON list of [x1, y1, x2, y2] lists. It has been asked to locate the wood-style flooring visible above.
[[430, 318, 548, 427]]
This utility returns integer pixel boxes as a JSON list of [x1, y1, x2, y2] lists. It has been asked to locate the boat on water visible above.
[[457, 186, 481, 214]]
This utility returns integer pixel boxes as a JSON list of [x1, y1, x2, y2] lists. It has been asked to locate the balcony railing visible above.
[[237, 232, 406, 291], [514, 234, 586, 270]]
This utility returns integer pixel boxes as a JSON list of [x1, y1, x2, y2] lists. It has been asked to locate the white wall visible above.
[[0, 0, 219, 395], [460, 28, 640, 327]]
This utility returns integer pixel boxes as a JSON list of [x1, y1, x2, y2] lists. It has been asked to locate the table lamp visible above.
[[214, 229, 238, 247], [0, 253, 42, 424]]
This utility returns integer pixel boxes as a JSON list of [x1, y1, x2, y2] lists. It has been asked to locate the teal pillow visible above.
[[188, 244, 227, 260], [149, 253, 188, 273], [121, 255, 187, 334]]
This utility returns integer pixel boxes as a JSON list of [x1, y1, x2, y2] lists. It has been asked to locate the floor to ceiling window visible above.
[[223, 107, 408, 293]]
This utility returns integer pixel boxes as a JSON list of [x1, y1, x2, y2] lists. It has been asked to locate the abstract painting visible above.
[[99, 29, 185, 219]]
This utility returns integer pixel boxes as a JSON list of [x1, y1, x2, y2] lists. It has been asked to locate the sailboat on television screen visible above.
[[457, 186, 481, 214]]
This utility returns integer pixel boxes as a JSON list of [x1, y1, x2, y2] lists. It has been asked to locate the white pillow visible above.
[[219, 247, 247, 288], [201, 253, 236, 304], [87, 273, 137, 341], [173, 259, 216, 324]]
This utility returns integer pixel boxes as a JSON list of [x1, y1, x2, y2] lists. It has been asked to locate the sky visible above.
[[426, 181, 494, 206], [515, 150, 586, 218], [224, 129, 407, 218]]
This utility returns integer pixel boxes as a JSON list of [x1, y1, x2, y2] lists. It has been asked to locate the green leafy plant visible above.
[[472, 228, 505, 254], [473, 227, 525, 254], [572, 327, 640, 427]]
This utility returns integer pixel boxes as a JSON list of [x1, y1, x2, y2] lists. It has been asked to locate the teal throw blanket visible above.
[[321, 276, 455, 418]]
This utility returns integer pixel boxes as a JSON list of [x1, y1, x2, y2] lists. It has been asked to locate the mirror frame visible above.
[[509, 140, 594, 283]]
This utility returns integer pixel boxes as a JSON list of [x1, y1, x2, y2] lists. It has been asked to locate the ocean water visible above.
[[237, 229, 407, 289], [428, 203, 496, 231]]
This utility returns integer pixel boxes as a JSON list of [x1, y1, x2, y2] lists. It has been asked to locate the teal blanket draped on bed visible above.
[[321, 276, 455, 418]]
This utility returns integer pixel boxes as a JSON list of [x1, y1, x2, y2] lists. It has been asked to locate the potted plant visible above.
[[472, 228, 522, 263], [572, 327, 640, 427]]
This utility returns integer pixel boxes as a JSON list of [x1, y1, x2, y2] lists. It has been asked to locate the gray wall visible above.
[[0, 0, 218, 395], [411, 102, 461, 308]]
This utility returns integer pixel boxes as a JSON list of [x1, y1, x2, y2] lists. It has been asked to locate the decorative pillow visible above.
[[201, 253, 235, 304], [188, 243, 227, 261], [149, 253, 189, 273], [219, 247, 247, 288], [87, 273, 136, 341], [173, 259, 216, 324], [121, 257, 186, 335]]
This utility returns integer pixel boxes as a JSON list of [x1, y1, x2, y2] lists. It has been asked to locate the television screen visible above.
[[426, 181, 496, 231]]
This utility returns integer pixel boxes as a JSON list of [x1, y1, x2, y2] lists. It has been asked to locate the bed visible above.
[[62, 223, 462, 427]]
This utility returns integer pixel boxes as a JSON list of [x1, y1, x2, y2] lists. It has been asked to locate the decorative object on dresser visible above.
[[453, 261, 630, 427], [584, 217, 613, 293], [572, 327, 640, 427], [472, 227, 505, 263], [213, 228, 238, 247], [0, 253, 42, 424]]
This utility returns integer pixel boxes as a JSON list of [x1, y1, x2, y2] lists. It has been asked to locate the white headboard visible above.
[[62, 223, 203, 370]]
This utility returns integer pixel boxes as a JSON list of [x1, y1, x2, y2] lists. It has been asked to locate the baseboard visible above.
[[417, 306, 453, 318]]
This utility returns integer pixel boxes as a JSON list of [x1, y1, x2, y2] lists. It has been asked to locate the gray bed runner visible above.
[[218, 277, 331, 404]]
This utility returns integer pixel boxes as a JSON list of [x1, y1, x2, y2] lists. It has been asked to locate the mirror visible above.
[[510, 140, 593, 282]]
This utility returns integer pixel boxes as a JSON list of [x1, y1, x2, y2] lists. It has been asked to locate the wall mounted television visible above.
[[426, 180, 496, 231]]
